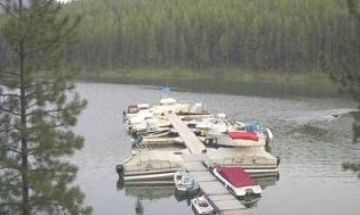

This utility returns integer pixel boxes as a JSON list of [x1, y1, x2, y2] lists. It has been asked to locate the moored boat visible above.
[[213, 166, 262, 197], [116, 148, 188, 182], [117, 97, 280, 186], [174, 169, 200, 193], [125, 98, 208, 133], [191, 195, 215, 215]]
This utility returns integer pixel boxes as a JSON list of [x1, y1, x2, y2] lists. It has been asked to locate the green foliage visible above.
[[343, 162, 360, 178], [0, 0, 91, 214], [58, 0, 359, 74]]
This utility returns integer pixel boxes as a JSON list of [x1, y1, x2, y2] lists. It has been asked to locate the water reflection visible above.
[[72, 83, 360, 215], [117, 174, 279, 214], [122, 184, 175, 200], [135, 199, 144, 215], [174, 189, 196, 203], [255, 174, 280, 189]]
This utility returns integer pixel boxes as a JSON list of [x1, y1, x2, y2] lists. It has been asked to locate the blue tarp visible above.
[[244, 122, 264, 133]]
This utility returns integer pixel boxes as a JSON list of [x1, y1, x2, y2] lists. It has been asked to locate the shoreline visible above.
[[77, 68, 339, 98]]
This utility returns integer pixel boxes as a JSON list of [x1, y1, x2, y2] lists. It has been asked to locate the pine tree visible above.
[[0, 0, 92, 214]]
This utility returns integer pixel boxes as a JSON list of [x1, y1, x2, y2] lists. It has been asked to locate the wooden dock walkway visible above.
[[167, 113, 206, 154], [167, 113, 251, 215], [182, 155, 251, 215]]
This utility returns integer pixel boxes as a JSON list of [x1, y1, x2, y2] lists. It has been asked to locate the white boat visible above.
[[208, 131, 265, 147], [207, 147, 279, 177], [116, 149, 189, 182], [125, 98, 207, 133], [127, 115, 171, 133], [138, 137, 184, 147], [193, 114, 274, 147], [213, 166, 262, 197], [123, 103, 150, 121], [174, 170, 199, 193], [191, 195, 215, 215]]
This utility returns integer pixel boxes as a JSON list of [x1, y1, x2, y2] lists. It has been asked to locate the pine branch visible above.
[[0, 1, 17, 18], [0, 78, 22, 89], [24, 35, 63, 56], [0, 107, 21, 116], [28, 123, 65, 131], [0, 183, 21, 193], [7, 147, 21, 154], [0, 70, 21, 77], [347, 0, 360, 21], [0, 202, 21, 207], [35, 0, 56, 14], [0, 124, 17, 132], [45, 113, 61, 119], [0, 162, 21, 171], [25, 107, 67, 117], [0, 93, 21, 98], [24, 17, 80, 56], [26, 102, 37, 110]]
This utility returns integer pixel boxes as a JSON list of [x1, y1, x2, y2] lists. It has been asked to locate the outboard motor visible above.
[[265, 128, 273, 144], [122, 110, 127, 122], [132, 133, 143, 147], [116, 164, 124, 178]]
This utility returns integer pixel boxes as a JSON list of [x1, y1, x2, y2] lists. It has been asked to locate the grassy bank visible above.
[[80, 67, 333, 86], [77, 67, 342, 98]]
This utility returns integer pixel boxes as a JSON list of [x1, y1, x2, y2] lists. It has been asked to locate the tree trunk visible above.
[[18, 1, 29, 214]]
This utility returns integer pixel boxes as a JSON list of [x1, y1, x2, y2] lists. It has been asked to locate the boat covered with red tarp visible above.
[[227, 131, 258, 142], [213, 166, 262, 196], [217, 167, 257, 187]]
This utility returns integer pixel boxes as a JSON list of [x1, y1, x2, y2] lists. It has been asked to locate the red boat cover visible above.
[[228, 131, 258, 141], [217, 167, 257, 187], [127, 104, 138, 113]]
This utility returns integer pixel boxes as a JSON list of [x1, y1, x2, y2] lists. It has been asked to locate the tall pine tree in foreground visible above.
[[0, 0, 91, 214]]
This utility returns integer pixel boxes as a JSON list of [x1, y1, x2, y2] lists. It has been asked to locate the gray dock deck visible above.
[[183, 158, 251, 214], [167, 113, 206, 154], [168, 114, 251, 215]]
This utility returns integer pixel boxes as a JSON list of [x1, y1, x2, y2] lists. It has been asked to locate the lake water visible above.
[[71, 82, 360, 215]]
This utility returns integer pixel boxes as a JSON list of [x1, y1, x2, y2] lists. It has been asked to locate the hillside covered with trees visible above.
[[59, 0, 359, 75], [1, 0, 359, 80]]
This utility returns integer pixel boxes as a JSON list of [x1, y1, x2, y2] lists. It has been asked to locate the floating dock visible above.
[[167, 113, 206, 154], [167, 113, 251, 215], [182, 155, 251, 215]]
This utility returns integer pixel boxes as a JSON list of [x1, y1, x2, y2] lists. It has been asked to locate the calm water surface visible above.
[[71, 83, 360, 215]]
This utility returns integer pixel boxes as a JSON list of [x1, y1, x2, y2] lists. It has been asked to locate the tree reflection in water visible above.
[[117, 174, 280, 214], [135, 198, 144, 215]]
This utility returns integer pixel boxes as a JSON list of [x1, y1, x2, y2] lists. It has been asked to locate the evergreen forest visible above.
[[0, 0, 359, 78], [56, 0, 360, 76]]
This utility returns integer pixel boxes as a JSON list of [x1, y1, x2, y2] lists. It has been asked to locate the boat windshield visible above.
[[128, 105, 138, 114], [199, 201, 209, 207]]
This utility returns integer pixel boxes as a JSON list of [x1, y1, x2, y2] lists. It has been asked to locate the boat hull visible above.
[[119, 166, 278, 183], [213, 168, 262, 197], [124, 170, 176, 182]]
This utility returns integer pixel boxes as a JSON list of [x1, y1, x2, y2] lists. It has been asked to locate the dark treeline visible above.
[[3, 0, 360, 74]]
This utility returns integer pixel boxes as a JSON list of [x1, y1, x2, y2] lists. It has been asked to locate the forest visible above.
[[62, 0, 359, 74], [1, 0, 360, 78]]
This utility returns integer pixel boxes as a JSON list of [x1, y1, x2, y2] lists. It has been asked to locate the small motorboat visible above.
[[213, 166, 262, 197], [174, 170, 200, 193], [191, 195, 215, 215]]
